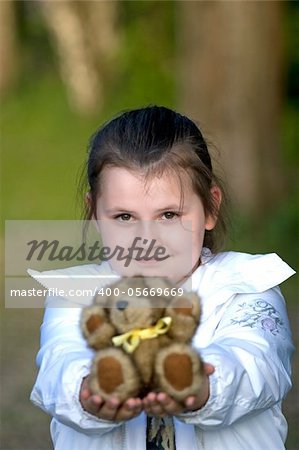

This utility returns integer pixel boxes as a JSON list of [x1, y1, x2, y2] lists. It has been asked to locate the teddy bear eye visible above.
[[116, 300, 129, 311]]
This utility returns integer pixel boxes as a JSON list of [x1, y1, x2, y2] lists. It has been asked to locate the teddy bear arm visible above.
[[166, 292, 200, 342], [81, 307, 116, 349], [167, 316, 198, 342], [92, 322, 116, 349]]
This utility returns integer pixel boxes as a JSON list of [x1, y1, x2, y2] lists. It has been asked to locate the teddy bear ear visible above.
[[93, 290, 108, 307], [171, 292, 201, 319], [143, 277, 173, 297]]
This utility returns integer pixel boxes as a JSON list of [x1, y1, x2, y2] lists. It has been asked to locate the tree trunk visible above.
[[41, 0, 102, 115], [40, 1, 120, 115], [83, 0, 120, 73], [0, 1, 19, 96], [179, 1, 286, 215]]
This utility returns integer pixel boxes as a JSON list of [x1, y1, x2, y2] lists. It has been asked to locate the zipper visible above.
[[122, 423, 127, 450], [195, 427, 205, 450]]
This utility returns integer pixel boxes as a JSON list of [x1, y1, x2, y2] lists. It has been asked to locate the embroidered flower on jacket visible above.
[[261, 317, 278, 333], [231, 300, 284, 336]]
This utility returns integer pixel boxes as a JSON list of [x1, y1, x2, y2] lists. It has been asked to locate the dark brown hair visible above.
[[80, 105, 228, 252]]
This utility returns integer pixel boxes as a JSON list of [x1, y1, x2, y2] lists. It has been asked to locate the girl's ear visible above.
[[85, 192, 92, 207], [205, 186, 222, 231], [85, 192, 95, 221], [86, 192, 101, 233]]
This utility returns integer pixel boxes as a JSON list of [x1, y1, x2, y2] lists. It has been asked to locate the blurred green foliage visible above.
[[1, 1, 177, 222], [285, 1, 299, 107], [110, 1, 176, 110], [1, 74, 99, 220], [1, 1, 298, 299]]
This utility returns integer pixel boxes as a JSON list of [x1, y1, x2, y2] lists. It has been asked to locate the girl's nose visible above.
[[136, 221, 160, 246]]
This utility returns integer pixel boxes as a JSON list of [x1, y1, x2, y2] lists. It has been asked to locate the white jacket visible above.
[[29, 250, 295, 450]]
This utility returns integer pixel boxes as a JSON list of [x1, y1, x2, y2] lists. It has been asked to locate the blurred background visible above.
[[0, 1, 298, 449]]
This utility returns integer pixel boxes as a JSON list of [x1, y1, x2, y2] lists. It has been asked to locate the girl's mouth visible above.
[[133, 257, 160, 265]]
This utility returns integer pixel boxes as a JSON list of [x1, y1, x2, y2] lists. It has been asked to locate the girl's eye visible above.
[[115, 213, 132, 222], [162, 211, 179, 220]]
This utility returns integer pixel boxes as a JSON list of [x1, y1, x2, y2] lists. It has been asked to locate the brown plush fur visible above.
[[81, 277, 203, 402]]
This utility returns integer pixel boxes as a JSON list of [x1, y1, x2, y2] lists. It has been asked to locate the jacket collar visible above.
[[189, 250, 295, 322], [28, 251, 295, 308]]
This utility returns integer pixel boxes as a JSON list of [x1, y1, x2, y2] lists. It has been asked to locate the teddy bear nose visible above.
[[116, 300, 129, 311]]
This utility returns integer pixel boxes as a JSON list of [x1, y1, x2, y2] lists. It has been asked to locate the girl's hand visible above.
[[142, 362, 215, 417], [79, 376, 143, 422]]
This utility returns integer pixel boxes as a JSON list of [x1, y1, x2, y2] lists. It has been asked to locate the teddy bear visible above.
[[80, 276, 203, 402]]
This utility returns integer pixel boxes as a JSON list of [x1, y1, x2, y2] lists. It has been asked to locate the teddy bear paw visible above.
[[89, 348, 141, 402], [155, 343, 203, 401]]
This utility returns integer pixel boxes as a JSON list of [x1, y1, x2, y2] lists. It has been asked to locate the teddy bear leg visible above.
[[89, 348, 142, 402], [155, 343, 203, 401]]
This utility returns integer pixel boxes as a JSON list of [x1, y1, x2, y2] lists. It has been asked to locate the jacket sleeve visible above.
[[177, 286, 294, 429], [30, 295, 123, 435]]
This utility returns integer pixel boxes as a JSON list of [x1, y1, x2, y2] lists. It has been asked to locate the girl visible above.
[[30, 106, 295, 450]]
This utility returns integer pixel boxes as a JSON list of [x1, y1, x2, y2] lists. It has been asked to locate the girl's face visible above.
[[94, 167, 219, 283]]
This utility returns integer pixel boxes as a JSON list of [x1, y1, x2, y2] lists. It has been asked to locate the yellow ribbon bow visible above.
[[112, 317, 172, 354]]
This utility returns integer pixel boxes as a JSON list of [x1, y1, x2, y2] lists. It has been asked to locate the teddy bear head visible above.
[[81, 276, 201, 352], [94, 277, 170, 333]]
